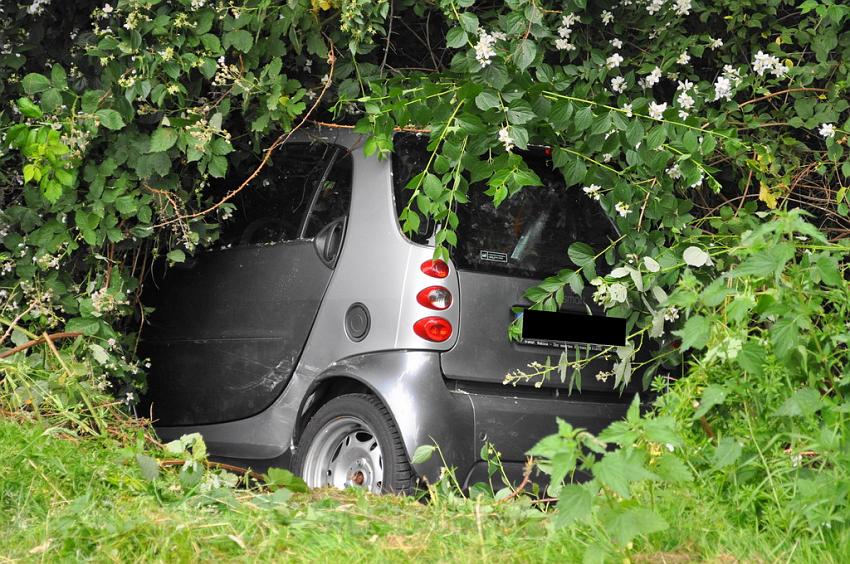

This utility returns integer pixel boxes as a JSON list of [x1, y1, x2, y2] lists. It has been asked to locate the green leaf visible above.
[[736, 341, 765, 376], [266, 467, 309, 492], [561, 154, 587, 186], [770, 316, 799, 360], [712, 437, 742, 469], [167, 250, 186, 263], [673, 315, 710, 351], [606, 508, 668, 546], [568, 242, 595, 272], [654, 453, 693, 482], [693, 385, 728, 419], [16, 97, 42, 119], [459, 12, 479, 33], [732, 243, 795, 278], [95, 109, 126, 130], [554, 484, 592, 527], [50, 65, 68, 89], [513, 39, 537, 71], [507, 102, 536, 125], [66, 317, 101, 336], [22, 73, 51, 94], [475, 91, 500, 111], [445, 27, 468, 49], [223, 29, 253, 53], [646, 125, 667, 150], [774, 388, 823, 418], [149, 128, 179, 153], [208, 155, 228, 178], [40, 88, 63, 113], [594, 449, 659, 499], [136, 454, 160, 481], [625, 120, 644, 148], [411, 444, 436, 464], [574, 106, 594, 132]]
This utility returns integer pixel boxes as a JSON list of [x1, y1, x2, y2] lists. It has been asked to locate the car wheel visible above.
[[294, 393, 414, 494]]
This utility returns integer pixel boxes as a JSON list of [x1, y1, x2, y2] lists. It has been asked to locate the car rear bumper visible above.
[[446, 382, 631, 487]]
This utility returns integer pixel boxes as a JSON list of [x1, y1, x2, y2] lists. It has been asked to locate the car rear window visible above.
[[391, 133, 618, 279]]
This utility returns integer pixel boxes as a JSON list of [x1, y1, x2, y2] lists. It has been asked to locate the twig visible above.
[[699, 416, 715, 440], [498, 458, 534, 503], [738, 87, 828, 109], [158, 458, 266, 482], [379, 0, 394, 76], [153, 43, 337, 229], [0, 331, 82, 360], [0, 303, 35, 345]]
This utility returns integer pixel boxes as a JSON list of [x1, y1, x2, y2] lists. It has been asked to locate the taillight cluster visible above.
[[413, 259, 453, 342]]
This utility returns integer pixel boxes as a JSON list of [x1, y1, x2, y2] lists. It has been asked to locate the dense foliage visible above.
[[1, 0, 849, 560]]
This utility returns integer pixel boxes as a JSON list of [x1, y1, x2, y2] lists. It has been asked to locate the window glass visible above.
[[216, 142, 337, 247], [391, 132, 618, 279], [302, 149, 353, 238], [391, 132, 437, 245]]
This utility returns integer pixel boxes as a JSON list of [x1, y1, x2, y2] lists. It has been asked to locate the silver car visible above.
[[142, 126, 639, 493]]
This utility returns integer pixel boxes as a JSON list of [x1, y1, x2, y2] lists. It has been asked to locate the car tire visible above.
[[293, 393, 415, 494]]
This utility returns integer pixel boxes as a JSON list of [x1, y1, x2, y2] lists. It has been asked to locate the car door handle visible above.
[[314, 217, 346, 267]]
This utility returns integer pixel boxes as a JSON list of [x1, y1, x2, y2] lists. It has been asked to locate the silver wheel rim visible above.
[[302, 415, 384, 493]]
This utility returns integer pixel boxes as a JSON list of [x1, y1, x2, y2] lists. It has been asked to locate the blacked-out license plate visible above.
[[519, 309, 626, 349]]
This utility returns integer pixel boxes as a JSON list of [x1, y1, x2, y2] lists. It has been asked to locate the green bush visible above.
[[1, 0, 849, 558]]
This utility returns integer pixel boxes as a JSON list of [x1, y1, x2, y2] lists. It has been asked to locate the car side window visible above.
[[302, 149, 353, 239], [216, 142, 338, 248]]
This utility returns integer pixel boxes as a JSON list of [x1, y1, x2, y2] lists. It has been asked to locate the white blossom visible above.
[[595, 371, 612, 383], [723, 64, 743, 86], [677, 51, 691, 65], [27, 0, 52, 15], [606, 53, 624, 69], [609, 282, 628, 302], [709, 37, 723, 50], [674, 0, 692, 16], [602, 10, 614, 25], [663, 306, 680, 322], [474, 31, 499, 67], [646, 0, 666, 16], [562, 13, 579, 27], [666, 163, 682, 179], [498, 127, 514, 152], [102, 3, 113, 14], [649, 101, 667, 120], [752, 50, 785, 77], [677, 79, 695, 92], [611, 76, 627, 94], [583, 184, 602, 200], [713, 76, 733, 101], [555, 39, 576, 52], [677, 91, 695, 110], [639, 66, 663, 89], [818, 123, 836, 139], [614, 201, 633, 217], [622, 103, 633, 117], [610, 38, 623, 49]]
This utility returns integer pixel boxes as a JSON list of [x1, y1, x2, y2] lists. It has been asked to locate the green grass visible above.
[[0, 415, 846, 563]]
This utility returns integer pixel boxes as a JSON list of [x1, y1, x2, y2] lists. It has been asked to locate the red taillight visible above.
[[416, 286, 452, 310], [420, 259, 449, 278], [413, 316, 453, 342]]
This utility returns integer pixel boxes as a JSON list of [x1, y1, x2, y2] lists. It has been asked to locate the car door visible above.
[[141, 142, 353, 426]]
